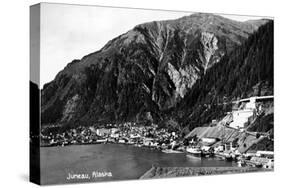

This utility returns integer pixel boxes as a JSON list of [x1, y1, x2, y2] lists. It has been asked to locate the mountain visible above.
[[41, 13, 270, 127], [176, 20, 273, 132]]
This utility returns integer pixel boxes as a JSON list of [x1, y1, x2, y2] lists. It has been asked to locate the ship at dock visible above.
[[186, 146, 203, 157]]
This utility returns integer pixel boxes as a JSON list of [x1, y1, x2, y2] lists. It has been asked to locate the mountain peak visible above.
[[183, 12, 220, 19]]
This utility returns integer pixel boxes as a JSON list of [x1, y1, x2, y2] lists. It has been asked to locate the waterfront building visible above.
[[143, 138, 154, 146], [229, 96, 273, 129], [96, 128, 111, 137], [201, 137, 217, 144], [256, 150, 274, 158], [229, 98, 256, 129]]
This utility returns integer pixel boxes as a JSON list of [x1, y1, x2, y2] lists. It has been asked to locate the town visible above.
[[41, 95, 274, 170], [41, 122, 182, 151]]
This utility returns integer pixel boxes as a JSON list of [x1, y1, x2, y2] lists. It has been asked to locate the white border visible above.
[[0, 0, 279, 188]]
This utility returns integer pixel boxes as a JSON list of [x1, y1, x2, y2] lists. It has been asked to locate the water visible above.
[[40, 144, 234, 184]]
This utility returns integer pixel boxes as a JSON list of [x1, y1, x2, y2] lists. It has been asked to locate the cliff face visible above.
[[41, 13, 268, 126]]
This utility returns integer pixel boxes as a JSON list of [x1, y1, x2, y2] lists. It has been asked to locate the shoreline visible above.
[[40, 142, 166, 151], [140, 166, 272, 179]]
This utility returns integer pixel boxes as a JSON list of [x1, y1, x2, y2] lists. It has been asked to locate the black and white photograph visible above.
[[29, 2, 274, 186]]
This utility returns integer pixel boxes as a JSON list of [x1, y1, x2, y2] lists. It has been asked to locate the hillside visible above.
[[176, 20, 273, 131]]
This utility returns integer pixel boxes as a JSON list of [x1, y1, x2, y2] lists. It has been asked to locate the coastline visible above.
[[40, 142, 164, 152], [40, 143, 268, 184], [140, 166, 272, 179]]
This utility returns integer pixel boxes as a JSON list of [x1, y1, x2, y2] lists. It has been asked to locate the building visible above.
[[96, 128, 111, 137], [256, 150, 274, 158], [201, 137, 217, 144], [229, 97, 257, 129], [143, 138, 154, 146], [229, 96, 273, 129], [229, 109, 255, 129]]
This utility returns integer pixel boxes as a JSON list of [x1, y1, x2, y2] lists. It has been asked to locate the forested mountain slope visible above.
[[176, 21, 273, 131]]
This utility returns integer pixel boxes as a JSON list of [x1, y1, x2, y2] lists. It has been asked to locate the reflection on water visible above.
[[185, 154, 202, 164], [40, 144, 234, 185]]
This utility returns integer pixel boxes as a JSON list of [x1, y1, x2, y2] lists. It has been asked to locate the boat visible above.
[[200, 146, 214, 158], [224, 153, 233, 161], [215, 152, 234, 161], [186, 146, 202, 156], [201, 150, 214, 158], [96, 139, 107, 143], [162, 149, 183, 154]]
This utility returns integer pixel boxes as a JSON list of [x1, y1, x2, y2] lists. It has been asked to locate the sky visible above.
[[40, 3, 271, 87]]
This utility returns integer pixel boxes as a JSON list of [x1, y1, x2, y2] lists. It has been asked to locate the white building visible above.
[[201, 137, 217, 144], [96, 128, 111, 137], [229, 109, 255, 129], [229, 97, 257, 129]]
